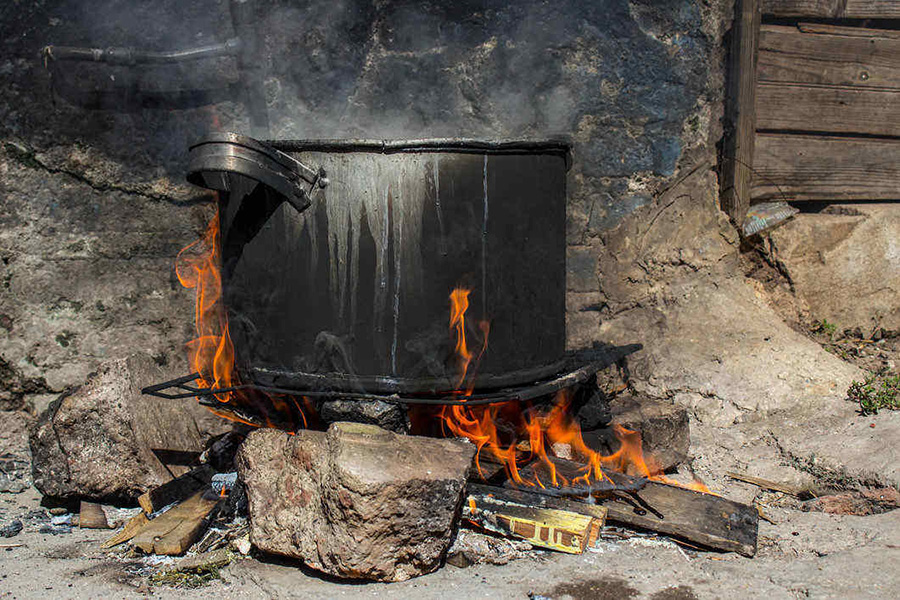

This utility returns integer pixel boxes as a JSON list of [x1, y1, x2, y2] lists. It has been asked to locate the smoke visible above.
[[5, 0, 712, 204]]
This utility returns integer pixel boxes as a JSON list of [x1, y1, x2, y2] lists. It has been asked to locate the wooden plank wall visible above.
[[743, 3, 900, 206], [761, 1, 900, 19]]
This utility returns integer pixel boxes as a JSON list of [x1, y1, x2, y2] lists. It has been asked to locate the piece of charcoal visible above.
[[0, 520, 23, 538]]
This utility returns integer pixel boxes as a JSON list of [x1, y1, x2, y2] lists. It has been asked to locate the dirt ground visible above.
[[1, 487, 898, 599], [2, 417, 899, 600], [2, 242, 898, 599]]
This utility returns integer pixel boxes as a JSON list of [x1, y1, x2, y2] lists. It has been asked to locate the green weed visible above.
[[813, 319, 838, 339], [847, 374, 900, 415]]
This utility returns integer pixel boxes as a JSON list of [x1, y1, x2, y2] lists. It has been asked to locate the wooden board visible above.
[[79, 501, 110, 529], [503, 458, 758, 556], [132, 491, 220, 556], [752, 134, 900, 201], [597, 481, 758, 556], [138, 464, 215, 515], [798, 23, 900, 42], [102, 512, 150, 549], [761, 0, 900, 18], [756, 82, 900, 136], [721, 0, 761, 224], [758, 25, 900, 90], [468, 483, 609, 522]]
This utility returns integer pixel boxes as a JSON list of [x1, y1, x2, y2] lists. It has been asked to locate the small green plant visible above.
[[847, 374, 900, 415], [813, 319, 838, 339], [150, 565, 222, 589]]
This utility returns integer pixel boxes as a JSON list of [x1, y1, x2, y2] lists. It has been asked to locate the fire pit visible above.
[[129, 134, 757, 582]]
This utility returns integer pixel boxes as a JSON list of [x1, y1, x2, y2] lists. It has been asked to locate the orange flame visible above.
[[176, 208, 310, 431], [176, 212, 235, 401], [441, 287, 710, 494]]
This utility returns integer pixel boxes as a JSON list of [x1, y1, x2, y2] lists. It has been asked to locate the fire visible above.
[[175, 216, 708, 494], [175, 212, 235, 401], [176, 208, 310, 430], [441, 287, 710, 494]]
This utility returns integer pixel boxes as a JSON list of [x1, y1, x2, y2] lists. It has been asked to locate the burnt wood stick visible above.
[[138, 464, 215, 515], [725, 471, 806, 497], [502, 457, 758, 556]]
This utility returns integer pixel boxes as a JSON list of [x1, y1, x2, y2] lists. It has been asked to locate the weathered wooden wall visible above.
[[722, 0, 900, 217]]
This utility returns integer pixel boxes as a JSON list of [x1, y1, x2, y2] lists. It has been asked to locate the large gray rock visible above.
[[768, 205, 900, 334], [30, 354, 228, 502], [236, 422, 475, 582]]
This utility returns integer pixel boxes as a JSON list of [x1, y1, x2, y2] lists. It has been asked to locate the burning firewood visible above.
[[488, 459, 759, 557]]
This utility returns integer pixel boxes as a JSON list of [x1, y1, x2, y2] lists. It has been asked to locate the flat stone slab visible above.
[[237, 422, 475, 582]]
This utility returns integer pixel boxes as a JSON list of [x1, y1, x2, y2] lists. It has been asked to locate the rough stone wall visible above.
[[0, 0, 731, 405]]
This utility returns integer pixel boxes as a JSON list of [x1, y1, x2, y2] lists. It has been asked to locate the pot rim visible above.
[[267, 137, 572, 167]]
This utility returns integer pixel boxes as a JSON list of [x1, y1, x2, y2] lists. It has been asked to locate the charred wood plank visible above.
[[467, 483, 609, 522], [137, 464, 215, 515], [597, 481, 758, 557]]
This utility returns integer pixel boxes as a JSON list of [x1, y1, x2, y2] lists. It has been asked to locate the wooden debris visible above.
[[79, 501, 111, 529], [102, 512, 150, 549], [599, 483, 758, 557], [138, 464, 215, 515], [726, 471, 805, 497], [502, 458, 758, 557], [468, 483, 608, 522], [133, 491, 221, 556], [462, 487, 605, 554]]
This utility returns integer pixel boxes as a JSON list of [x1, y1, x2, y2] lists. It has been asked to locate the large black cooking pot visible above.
[[188, 134, 569, 395]]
